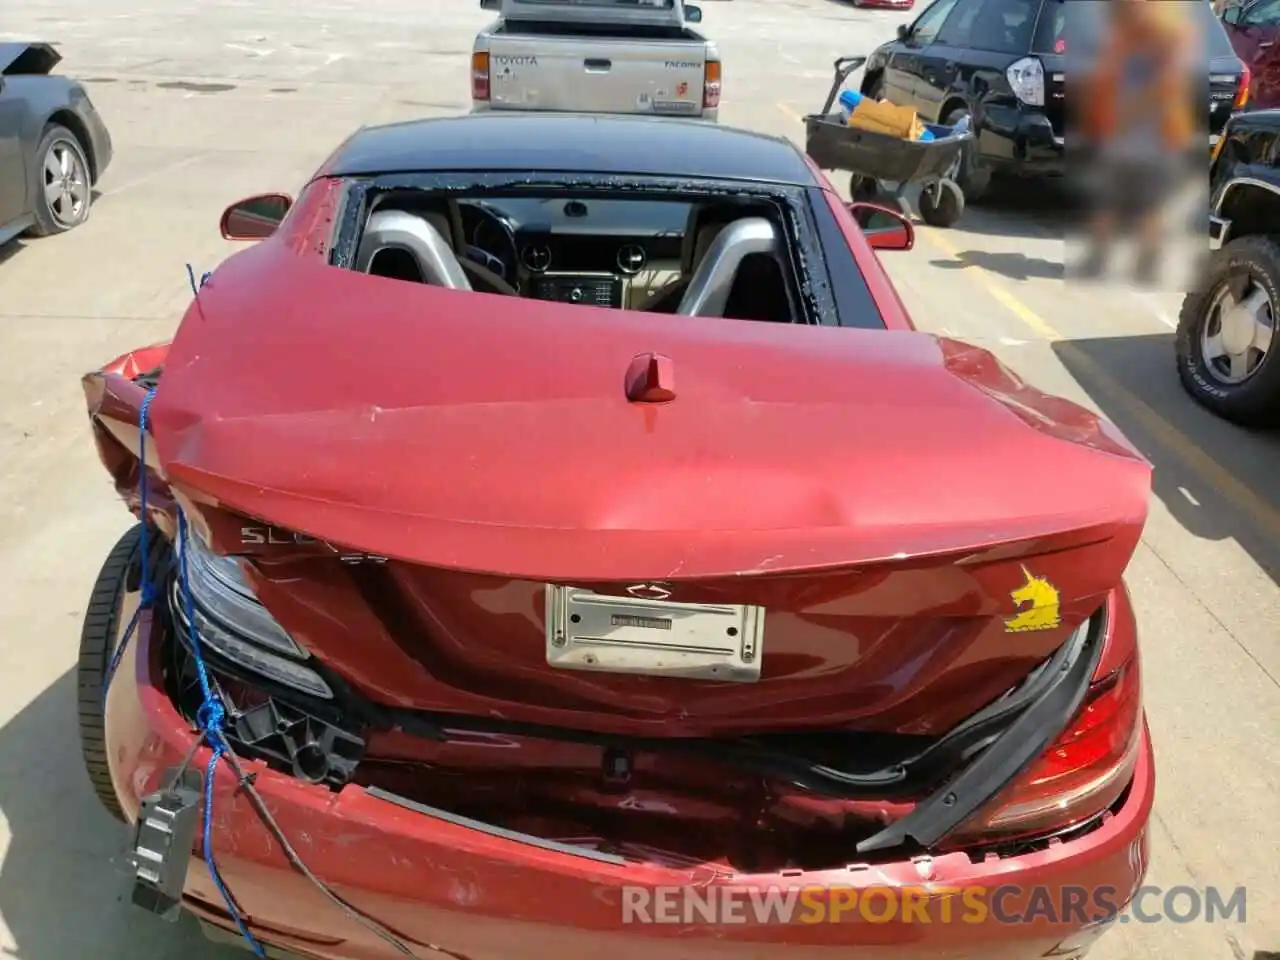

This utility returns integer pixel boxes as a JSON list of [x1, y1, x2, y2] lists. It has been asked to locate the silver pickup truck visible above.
[[471, 0, 720, 121]]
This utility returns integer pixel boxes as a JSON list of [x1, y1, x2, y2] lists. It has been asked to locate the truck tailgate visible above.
[[488, 32, 706, 116]]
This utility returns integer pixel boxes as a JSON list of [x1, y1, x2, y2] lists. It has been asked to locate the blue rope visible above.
[[101, 386, 157, 699], [185, 263, 213, 295], [99, 367, 265, 956], [177, 508, 265, 957]]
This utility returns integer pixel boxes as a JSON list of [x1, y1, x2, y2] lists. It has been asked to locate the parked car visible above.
[[1177, 107, 1280, 425], [1220, 0, 1280, 109], [0, 42, 112, 245], [81, 112, 1152, 960], [471, 0, 720, 120], [861, 0, 1247, 201]]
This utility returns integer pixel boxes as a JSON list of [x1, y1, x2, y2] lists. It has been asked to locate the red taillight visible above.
[[472, 52, 491, 102], [703, 59, 721, 110], [950, 655, 1143, 844], [1236, 63, 1251, 110]]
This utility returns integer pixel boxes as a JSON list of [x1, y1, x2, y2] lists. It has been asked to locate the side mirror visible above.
[[897, 23, 912, 40], [849, 202, 914, 251], [220, 193, 293, 241], [684, 4, 703, 22]]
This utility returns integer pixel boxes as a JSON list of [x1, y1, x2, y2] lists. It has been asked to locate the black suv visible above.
[[861, 0, 1247, 201], [1177, 108, 1280, 426]]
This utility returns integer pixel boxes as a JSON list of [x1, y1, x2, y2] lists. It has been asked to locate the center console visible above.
[[527, 272, 626, 309]]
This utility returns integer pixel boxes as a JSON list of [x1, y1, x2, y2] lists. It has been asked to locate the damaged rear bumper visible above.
[[106, 614, 1153, 960]]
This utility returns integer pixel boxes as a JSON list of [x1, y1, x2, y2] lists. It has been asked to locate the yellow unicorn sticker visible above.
[[1004, 565, 1062, 633]]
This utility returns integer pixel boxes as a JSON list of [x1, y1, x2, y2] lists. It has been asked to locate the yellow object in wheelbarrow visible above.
[[847, 96, 927, 141]]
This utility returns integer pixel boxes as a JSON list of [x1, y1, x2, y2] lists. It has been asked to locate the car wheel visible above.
[[850, 174, 881, 202], [1175, 235, 1280, 427], [943, 107, 991, 203], [27, 124, 93, 237], [918, 179, 965, 228], [78, 523, 150, 822]]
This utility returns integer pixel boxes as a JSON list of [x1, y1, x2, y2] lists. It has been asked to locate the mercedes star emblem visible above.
[[626, 583, 672, 600]]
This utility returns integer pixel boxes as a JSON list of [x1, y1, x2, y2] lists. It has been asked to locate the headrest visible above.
[[692, 222, 727, 269], [419, 212, 455, 248], [683, 203, 779, 272]]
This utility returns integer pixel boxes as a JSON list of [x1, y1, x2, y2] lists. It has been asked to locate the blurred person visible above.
[[1076, 0, 1198, 285]]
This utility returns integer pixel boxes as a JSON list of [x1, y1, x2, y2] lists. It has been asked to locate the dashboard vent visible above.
[[616, 244, 647, 275], [521, 245, 552, 273]]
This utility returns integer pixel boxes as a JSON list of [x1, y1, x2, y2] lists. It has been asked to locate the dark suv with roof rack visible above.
[[861, 0, 1248, 201]]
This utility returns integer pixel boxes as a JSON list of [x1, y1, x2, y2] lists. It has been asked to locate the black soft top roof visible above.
[[321, 112, 820, 186]]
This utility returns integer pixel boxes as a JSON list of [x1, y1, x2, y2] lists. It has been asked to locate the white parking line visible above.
[[1130, 290, 1178, 330], [99, 153, 211, 198]]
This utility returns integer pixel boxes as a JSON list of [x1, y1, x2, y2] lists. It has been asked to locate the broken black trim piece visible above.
[[364, 786, 631, 865], [855, 609, 1107, 854], [230, 698, 365, 788], [0, 41, 62, 76]]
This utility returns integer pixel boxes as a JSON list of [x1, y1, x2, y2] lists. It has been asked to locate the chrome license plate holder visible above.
[[544, 585, 764, 682]]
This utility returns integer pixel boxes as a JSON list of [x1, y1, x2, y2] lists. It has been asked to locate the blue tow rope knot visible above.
[[100, 370, 266, 957], [195, 698, 227, 735]]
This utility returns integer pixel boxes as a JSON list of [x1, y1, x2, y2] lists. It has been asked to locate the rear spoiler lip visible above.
[[855, 604, 1108, 854], [0, 42, 63, 77]]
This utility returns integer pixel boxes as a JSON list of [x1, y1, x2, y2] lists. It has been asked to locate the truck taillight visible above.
[[1236, 63, 1251, 110], [472, 52, 490, 102], [703, 59, 721, 109], [951, 655, 1143, 845]]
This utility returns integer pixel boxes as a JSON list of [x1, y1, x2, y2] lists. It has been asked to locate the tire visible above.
[[1175, 235, 1280, 427], [943, 106, 991, 203], [918, 179, 965, 228], [78, 524, 148, 821], [26, 124, 93, 238], [849, 174, 881, 203], [863, 73, 885, 101]]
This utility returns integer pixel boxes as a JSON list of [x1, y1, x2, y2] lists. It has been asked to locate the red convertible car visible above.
[[79, 112, 1152, 960]]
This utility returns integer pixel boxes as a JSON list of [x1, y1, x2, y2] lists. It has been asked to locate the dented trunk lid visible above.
[[148, 249, 1149, 734]]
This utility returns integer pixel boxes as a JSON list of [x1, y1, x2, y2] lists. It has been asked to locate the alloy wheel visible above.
[[43, 139, 90, 228], [1201, 272, 1276, 385]]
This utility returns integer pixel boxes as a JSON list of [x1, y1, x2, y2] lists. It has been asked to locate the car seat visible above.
[[722, 253, 794, 323], [638, 203, 777, 313]]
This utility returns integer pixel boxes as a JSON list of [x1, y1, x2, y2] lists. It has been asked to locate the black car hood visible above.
[[0, 43, 62, 77]]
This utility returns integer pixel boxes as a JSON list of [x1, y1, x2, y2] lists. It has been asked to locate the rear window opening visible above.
[[351, 188, 806, 324]]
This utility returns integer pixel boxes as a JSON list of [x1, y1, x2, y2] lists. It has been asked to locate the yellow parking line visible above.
[[917, 226, 1280, 542], [925, 228, 1064, 341], [776, 102, 802, 124]]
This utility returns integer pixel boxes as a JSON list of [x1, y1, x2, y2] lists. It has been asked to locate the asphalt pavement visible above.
[[0, 0, 1277, 958]]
